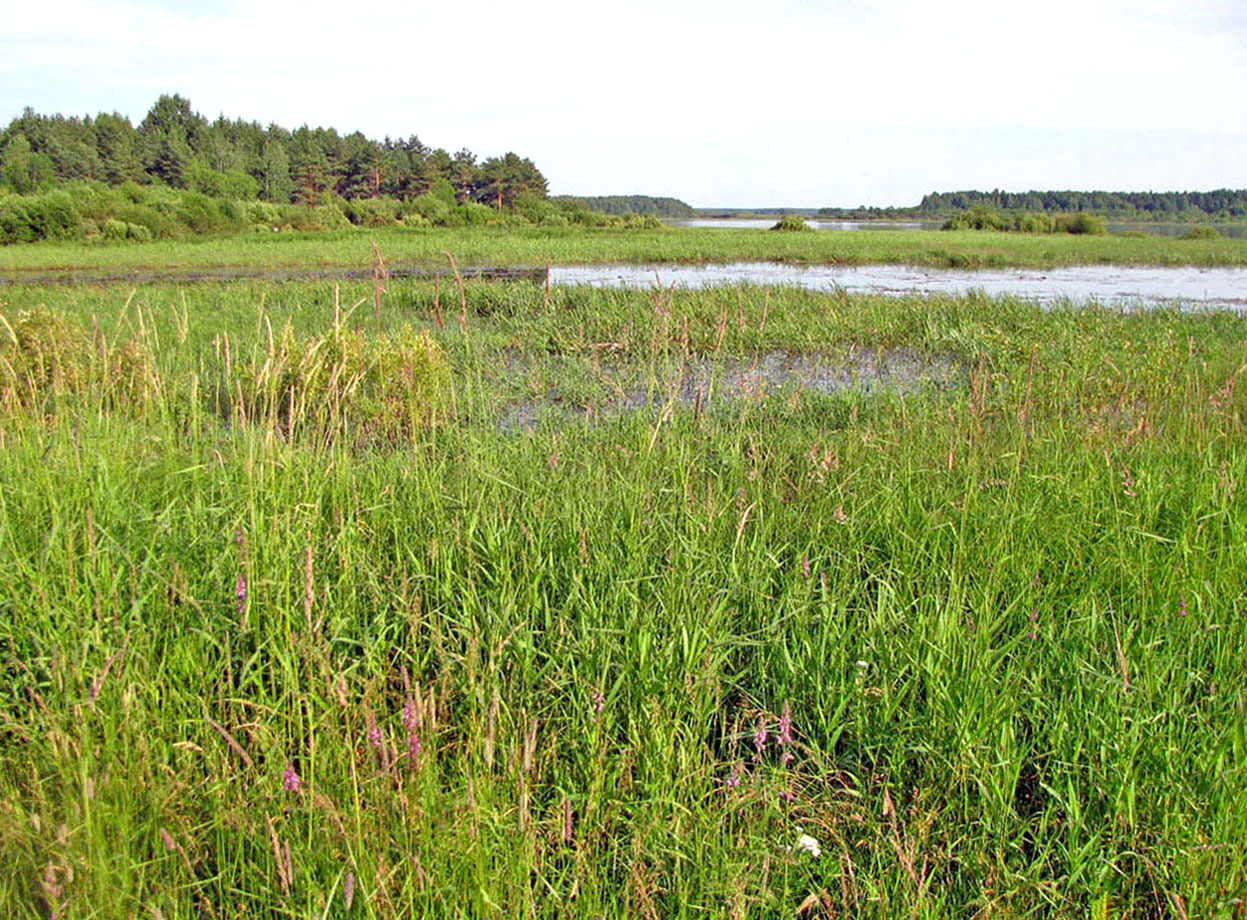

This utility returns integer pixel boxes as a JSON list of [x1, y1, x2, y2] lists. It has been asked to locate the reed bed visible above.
[[3, 225, 1247, 278], [0, 277, 1245, 918]]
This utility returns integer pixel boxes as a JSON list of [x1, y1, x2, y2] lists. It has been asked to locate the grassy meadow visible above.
[[4, 224, 1247, 278], [1, 243, 1246, 918]]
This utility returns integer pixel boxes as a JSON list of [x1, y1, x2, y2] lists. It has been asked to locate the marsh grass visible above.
[[0, 276, 1245, 918], [4, 225, 1247, 279]]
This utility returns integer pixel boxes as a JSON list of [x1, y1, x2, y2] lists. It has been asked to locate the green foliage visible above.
[[1182, 225, 1222, 240], [102, 218, 128, 241], [450, 201, 497, 227], [918, 187, 1247, 219], [1, 132, 54, 193], [1054, 212, 1107, 235], [340, 196, 400, 228], [429, 177, 457, 207], [942, 204, 1010, 231], [0, 190, 81, 243], [1015, 211, 1055, 233], [771, 213, 812, 232], [184, 159, 260, 200], [1, 95, 549, 236], [555, 194, 694, 217]]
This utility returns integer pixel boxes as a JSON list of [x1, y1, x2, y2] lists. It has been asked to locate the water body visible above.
[[668, 218, 1247, 238], [549, 263, 1247, 312], [499, 348, 959, 431], [667, 218, 941, 231]]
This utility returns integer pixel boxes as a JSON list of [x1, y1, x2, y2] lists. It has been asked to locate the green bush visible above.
[[0, 191, 81, 243], [1181, 225, 1222, 240], [403, 194, 452, 226], [102, 219, 129, 241], [943, 205, 1009, 231], [341, 196, 400, 228], [126, 222, 152, 243], [771, 214, 812, 232], [1054, 212, 1106, 235], [450, 202, 497, 227], [0, 197, 35, 243], [1015, 212, 1055, 233]]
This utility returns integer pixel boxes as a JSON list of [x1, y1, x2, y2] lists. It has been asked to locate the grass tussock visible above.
[[235, 319, 451, 445], [0, 304, 158, 414]]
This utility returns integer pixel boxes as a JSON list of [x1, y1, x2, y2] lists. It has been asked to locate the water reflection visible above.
[[550, 262, 1247, 311]]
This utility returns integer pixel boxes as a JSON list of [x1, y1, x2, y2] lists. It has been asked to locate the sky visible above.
[[2, 0, 1245, 208]]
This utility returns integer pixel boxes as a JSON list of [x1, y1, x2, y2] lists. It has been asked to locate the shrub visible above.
[[126, 222, 153, 243], [1054, 212, 1106, 235], [0, 197, 35, 243], [1181, 225, 1222, 240], [450, 202, 497, 227], [771, 214, 811, 232], [403, 194, 452, 226], [103, 218, 129, 241], [342, 196, 400, 228], [1015, 212, 1055, 233], [246, 200, 285, 228], [943, 205, 1009, 231]]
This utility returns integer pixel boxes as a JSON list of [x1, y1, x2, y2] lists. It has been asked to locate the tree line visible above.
[[820, 188, 1247, 221], [552, 196, 694, 218], [0, 94, 548, 209]]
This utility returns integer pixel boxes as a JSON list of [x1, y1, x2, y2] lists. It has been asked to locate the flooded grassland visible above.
[[1, 262, 1246, 916]]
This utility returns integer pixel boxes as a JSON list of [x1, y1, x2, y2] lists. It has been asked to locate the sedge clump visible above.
[[237, 323, 451, 444]]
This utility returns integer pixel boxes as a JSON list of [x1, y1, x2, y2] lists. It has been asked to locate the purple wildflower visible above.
[[282, 763, 301, 793], [1179, 595, 1188, 618], [591, 689, 606, 718], [234, 527, 244, 546], [801, 555, 810, 579], [235, 573, 247, 615], [778, 788, 796, 803], [724, 761, 743, 789], [777, 701, 793, 746], [753, 722, 767, 761], [402, 697, 421, 766]]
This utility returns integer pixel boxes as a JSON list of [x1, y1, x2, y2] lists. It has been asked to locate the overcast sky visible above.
[[3, 0, 1245, 207]]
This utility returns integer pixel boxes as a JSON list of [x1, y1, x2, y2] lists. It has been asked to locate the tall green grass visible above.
[[1, 279, 1245, 918], [4, 224, 1247, 277]]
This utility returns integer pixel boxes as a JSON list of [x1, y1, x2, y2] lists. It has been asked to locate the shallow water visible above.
[[667, 218, 1247, 238], [667, 218, 941, 231], [498, 348, 960, 430], [550, 263, 1247, 311]]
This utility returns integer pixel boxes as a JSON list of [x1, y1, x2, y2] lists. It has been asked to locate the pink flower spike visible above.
[[282, 763, 302, 793]]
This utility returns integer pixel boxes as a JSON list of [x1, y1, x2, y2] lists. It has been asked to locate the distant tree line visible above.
[[0, 96, 687, 244], [0, 94, 547, 209], [553, 195, 694, 217], [820, 188, 1247, 221]]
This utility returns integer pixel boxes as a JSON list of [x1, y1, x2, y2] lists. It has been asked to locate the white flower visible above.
[[788, 831, 821, 858], [855, 660, 870, 668]]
